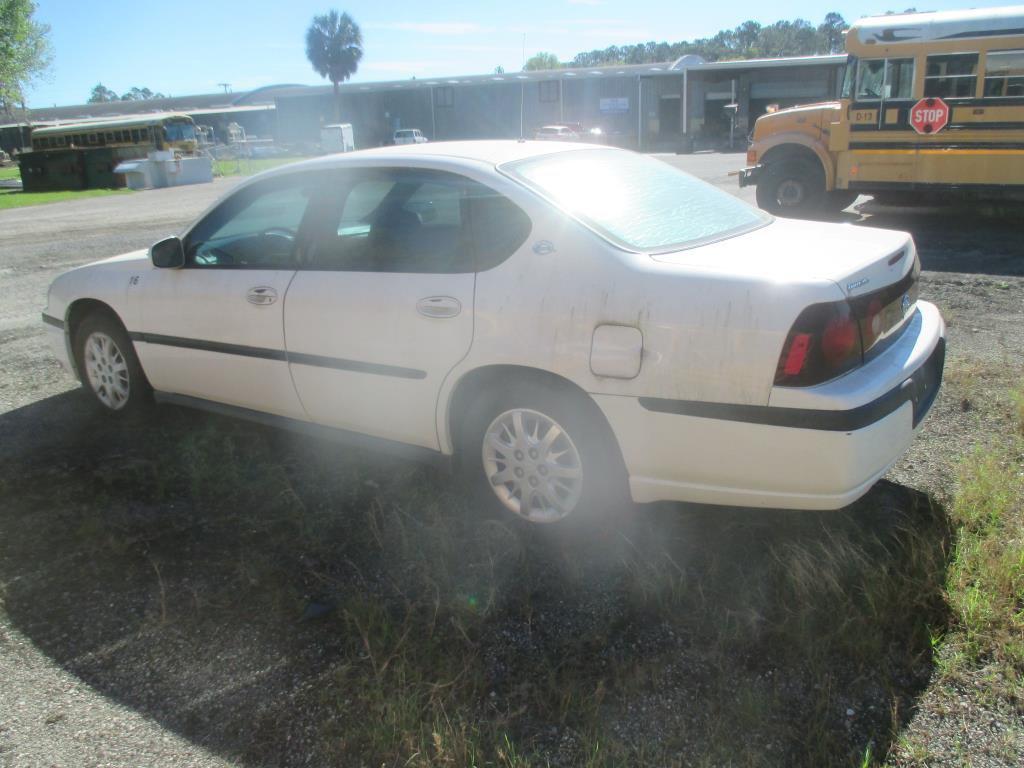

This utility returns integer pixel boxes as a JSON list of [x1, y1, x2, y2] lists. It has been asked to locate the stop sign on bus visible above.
[[910, 97, 950, 134]]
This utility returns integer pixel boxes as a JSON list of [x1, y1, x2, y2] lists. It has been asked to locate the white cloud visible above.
[[367, 22, 489, 35]]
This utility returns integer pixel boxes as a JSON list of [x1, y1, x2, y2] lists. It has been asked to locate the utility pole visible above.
[[217, 83, 231, 94]]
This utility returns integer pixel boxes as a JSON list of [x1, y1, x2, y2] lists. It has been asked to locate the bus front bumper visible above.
[[738, 164, 762, 187]]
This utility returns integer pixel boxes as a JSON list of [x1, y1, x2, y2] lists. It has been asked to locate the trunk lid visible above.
[[649, 217, 915, 300], [652, 217, 921, 371]]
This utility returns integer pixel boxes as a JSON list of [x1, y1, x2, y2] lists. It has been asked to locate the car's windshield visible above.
[[503, 148, 769, 252]]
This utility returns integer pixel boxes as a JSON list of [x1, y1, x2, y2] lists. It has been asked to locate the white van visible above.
[[394, 129, 428, 145], [320, 124, 355, 154]]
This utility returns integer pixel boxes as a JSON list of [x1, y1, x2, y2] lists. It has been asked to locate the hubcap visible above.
[[481, 408, 583, 523], [776, 178, 807, 208], [83, 332, 130, 410]]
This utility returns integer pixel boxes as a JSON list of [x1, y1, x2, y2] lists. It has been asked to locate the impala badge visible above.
[[846, 277, 870, 292], [532, 240, 556, 255]]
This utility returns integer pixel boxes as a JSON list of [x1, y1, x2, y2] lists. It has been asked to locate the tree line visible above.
[[526, 12, 850, 71], [88, 84, 167, 103]]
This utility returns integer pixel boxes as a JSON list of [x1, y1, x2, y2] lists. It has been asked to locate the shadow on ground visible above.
[[0, 392, 952, 766]]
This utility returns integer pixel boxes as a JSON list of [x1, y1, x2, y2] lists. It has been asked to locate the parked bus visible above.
[[28, 114, 199, 155], [740, 6, 1024, 215]]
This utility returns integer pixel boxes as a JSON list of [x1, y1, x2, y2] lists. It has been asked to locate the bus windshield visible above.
[[165, 122, 196, 142], [840, 55, 856, 99]]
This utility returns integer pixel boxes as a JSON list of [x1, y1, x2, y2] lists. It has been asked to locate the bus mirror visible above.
[[150, 236, 185, 268]]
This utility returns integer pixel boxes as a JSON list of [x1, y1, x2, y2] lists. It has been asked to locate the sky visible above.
[[26, 0, 1012, 107]]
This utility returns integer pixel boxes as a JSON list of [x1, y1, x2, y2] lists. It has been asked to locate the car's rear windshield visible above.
[[502, 149, 769, 252]]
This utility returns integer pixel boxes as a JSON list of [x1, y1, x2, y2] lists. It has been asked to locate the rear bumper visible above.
[[738, 164, 762, 188], [594, 301, 945, 510]]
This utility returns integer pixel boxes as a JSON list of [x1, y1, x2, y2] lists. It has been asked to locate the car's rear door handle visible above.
[[416, 296, 462, 318], [247, 286, 277, 305]]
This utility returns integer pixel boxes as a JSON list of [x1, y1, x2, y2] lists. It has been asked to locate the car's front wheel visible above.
[[74, 313, 150, 414], [460, 383, 629, 525]]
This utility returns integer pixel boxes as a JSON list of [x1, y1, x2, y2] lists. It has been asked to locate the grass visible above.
[[941, 386, 1024, 694], [0, 407, 955, 767], [0, 186, 132, 209], [0, 164, 20, 181], [212, 155, 314, 177], [2, 380, 1022, 766]]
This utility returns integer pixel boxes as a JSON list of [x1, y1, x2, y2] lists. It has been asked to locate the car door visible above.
[[283, 167, 488, 450], [134, 172, 320, 418]]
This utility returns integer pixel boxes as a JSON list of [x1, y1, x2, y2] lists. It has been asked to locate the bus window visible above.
[[884, 59, 914, 99], [855, 58, 914, 100], [925, 53, 979, 98], [984, 50, 1024, 97], [856, 59, 885, 99]]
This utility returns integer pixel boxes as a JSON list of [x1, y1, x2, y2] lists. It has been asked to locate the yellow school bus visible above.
[[29, 114, 199, 155], [740, 6, 1024, 214]]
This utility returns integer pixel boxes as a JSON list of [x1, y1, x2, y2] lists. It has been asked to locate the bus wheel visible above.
[[755, 159, 825, 217]]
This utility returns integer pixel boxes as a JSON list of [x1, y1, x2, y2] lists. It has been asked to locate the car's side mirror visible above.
[[150, 236, 185, 269]]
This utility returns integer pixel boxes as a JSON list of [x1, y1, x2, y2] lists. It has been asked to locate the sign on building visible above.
[[599, 97, 630, 114]]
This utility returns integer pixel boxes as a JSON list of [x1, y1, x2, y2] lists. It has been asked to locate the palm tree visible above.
[[305, 10, 363, 122]]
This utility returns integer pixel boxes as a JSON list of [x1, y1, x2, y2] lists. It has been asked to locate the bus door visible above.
[[845, 57, 918, 186]]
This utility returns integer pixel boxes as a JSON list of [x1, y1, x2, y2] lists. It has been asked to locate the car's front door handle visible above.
[[247, 286, 277, 306], [416, 296, 462, 319]]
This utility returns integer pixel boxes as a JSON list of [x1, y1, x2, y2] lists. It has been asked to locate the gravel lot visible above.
[[1, 154, 1022, 767]]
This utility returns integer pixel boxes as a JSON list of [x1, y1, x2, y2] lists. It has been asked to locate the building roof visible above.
[[275, 54, 846, 101], [24, 84, 302, 122]]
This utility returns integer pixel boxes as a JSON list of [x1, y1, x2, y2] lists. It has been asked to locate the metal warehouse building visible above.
[[273, 54, 845, 151]]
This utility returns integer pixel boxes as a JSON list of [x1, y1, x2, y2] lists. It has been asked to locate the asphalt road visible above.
[[1, 153, 1022, 767]]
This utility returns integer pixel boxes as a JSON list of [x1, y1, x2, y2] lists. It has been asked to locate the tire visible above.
[[459, 381, 630, 526], [755, 158, 826, 217], [73, 313, 151, 414]]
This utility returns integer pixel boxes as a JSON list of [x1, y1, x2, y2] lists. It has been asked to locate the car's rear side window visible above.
[[503, 148, 768, 252], [305, 169, 531, 273]]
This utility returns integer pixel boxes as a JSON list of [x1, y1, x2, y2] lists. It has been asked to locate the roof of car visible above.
[[290, 140, 610, 170]]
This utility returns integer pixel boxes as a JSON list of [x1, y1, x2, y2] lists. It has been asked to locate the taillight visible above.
[[775, 301, 863, 386], [746, 148, 757, 165]]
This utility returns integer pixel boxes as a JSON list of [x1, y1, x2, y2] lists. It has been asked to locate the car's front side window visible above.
[[185, 175, 317, 268]]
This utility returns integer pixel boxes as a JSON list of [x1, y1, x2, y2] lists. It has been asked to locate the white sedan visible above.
[[42, 142, 945, 523]]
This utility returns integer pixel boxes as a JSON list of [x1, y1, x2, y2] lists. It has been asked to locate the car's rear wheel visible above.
[[755, 158, 825, 217], [460, 382, 630, 525], [74, 313, 150, 414]]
